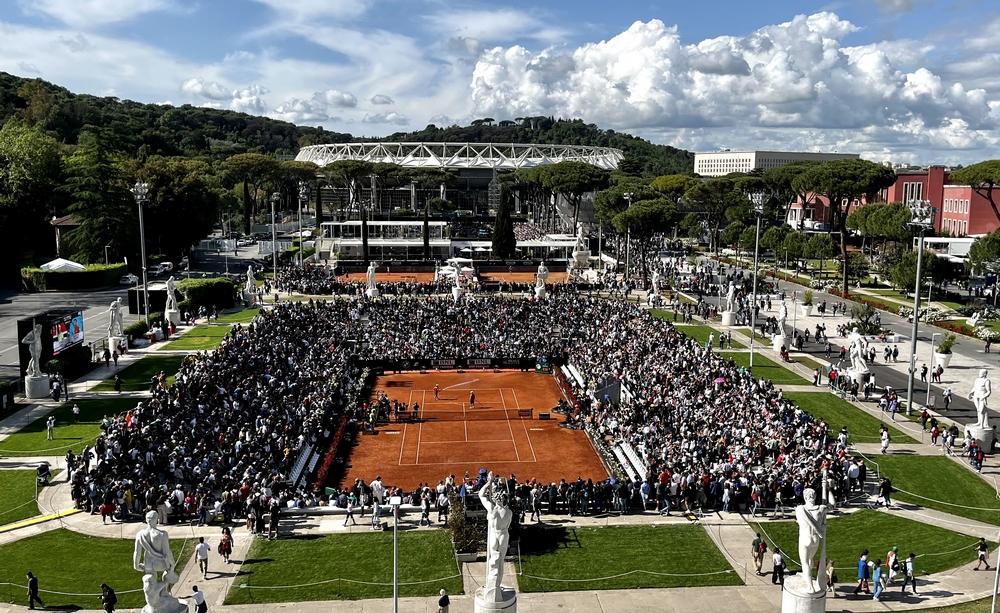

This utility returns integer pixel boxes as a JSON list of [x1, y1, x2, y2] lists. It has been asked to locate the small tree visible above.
[[612, 198, 678, 284], [839, 252, 869, 286], [491, 193, 516, 259], [805, 233, 836, 276]]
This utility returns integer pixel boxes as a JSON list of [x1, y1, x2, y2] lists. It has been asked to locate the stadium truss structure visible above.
[[295, 142, 623, 170]]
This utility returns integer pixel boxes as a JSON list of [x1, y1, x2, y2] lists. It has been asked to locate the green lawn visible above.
[[0, 470, 40, 525], [794, 356, 824, 371], [752, 509, 991, 580], [650, 317, 744, 349], [226, 530, 462, 604], [517, 525, 741, 592], [0, 397, 141, 456], [0, 529, 190, 610], [161, 325, 231, 351], [863, 455, 1000, 526], [215, 308, 261, 324], [783, 392, 915, 444], [92, 354, 186, 392], [719, 351, 809, 385]]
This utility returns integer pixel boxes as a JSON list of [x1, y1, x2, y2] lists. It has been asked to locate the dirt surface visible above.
[[338, 370, 608, 489], [478, 271, 569, 283]]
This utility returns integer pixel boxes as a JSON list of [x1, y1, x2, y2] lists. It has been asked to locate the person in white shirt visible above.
[[191, 585, 207, 613], [880, 428, 890, 454], [370, 476, 385, 505], [195, 537, 211, 579]]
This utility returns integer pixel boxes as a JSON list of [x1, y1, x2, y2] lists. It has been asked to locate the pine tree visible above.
[[491, 188, 516, 259]]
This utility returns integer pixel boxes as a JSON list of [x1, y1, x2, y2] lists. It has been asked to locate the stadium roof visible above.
[[295, 142, 623, 170]]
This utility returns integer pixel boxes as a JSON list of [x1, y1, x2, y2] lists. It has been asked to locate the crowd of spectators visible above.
[[513, 222, 546, 241]]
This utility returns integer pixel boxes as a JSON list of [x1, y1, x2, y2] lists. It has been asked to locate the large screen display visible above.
[[51, 311, 84, 356]]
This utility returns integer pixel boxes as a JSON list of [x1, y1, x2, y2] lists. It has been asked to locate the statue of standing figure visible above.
[[847, 327, 868, 373], [724, 282, 736, 312], [536, 261, 549, 289], [106, 298, 124, 338], [478, 472, 514, 603], [164, 276, 178, 312], [21, 321, 43, 377], [968, 368, 992, 429], [794, 487, 828, 592], [366, 261, 378, 291], [651, 269, 661, 294], [133, 511, 186, 612], [777, 301, 788, 334], [244, 265, 256, 298]]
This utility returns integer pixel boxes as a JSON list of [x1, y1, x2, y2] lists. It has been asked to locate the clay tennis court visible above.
[[478, 271, 568, 284], [338, 271, 437, 283], [339, 370, 608, 488]]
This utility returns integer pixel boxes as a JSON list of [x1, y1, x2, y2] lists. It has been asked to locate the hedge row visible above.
[[177, 277, 235, 312], [20, 263, 127, 292]]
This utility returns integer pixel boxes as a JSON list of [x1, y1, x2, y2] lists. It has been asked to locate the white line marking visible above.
[[500, 388, 520, 462], [512, 388, 538, 462], [416, 390, 426, 464], [383, 431, 401, 436], [463, 402, 468, 442], [399, 459, 538, 466], [399, 390, 412, 465], [418, 439, 516, 444], [528, 428, 545, 431], [443, 379, 480, 390]]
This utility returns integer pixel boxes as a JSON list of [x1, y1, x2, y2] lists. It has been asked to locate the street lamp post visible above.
[[904, 200, 935, 415], [389, 495, 403, 613], [623, 192, 634, 280], [130, 182, 150, 328], [748, 192, 766, 368], [270, 192, 280, 275], [298, 182, 309, 268], [927, 332, 941, 408], [104, 244, 111, 265]]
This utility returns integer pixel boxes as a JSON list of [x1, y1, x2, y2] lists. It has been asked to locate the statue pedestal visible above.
[[108, 335, 127, 351], [474, 587, 517, 613], [164, 309, 180, 326], [142, 598, 188, 613], [452, 287, 464, 302], [572, 249, 591, 269], [847, 367, 870, 384], [365, 287, 380, 299], [781, 575, 826, 613], [772, 334, 788, 353], [720, 310, 735, 327], [24, 374, 50, 399], [534, 285, 546, 299], [966, 425, 993, 452]]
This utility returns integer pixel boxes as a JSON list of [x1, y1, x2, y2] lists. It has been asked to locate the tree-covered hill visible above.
[[0, 72, 692, 173]]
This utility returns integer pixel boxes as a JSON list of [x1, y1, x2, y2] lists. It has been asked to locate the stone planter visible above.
[[800, 303, 813, 317], [934, 352, 952, 369]]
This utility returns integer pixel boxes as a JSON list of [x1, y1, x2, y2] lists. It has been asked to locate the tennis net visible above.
[[409, 408, 534, 422]]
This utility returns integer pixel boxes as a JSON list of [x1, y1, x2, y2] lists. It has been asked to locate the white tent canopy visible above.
[[40, 258, 85, 272]]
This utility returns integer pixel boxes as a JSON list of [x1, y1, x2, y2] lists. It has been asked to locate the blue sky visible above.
[[1, 0, 998, 164]]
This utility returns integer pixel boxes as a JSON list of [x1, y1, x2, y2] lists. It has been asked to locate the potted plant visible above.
[[446, 494, 484, 563], [800, 290, 814, 317], [934, 333, 956, 368]]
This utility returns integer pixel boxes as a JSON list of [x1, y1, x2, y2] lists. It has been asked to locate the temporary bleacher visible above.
[[611, 443, 640, 482], [287, 443, 314, 487], [620, 441, 648, 478]]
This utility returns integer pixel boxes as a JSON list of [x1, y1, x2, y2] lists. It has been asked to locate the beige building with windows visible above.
[[693, 150, 859, 177]]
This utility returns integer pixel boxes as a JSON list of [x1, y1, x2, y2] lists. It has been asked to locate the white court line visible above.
[[419, 439, 516, 444], [463, 402, 468, 442], [511, 388, 538, 462], [400, 459, 539, 466], [416, 390, 426, 464], [398, 390, 412, 465], [500, 388, 520, 462], [443, 378, 480, 390]]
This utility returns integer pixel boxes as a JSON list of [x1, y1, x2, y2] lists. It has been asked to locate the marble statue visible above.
[[777, 301, 788, 334], [366, 261, 378, 291], [651, 270, 661, 294], [21, 322, 43, 377], [847, 327, 868, 373], [164, 276, 178, 312], [478, 471, 513, 602], [244, 265, 256, 298], [574, 224, 587, 254], [968, 311, 982, 328], [724, 282, 736, 312], [133, 511, 186, 613], [106, 298, 124, 338], [795, 487, 828, 592], [536, 261, 549, 289], [454, 267, 462, 288], [968, 369, 992, 429]]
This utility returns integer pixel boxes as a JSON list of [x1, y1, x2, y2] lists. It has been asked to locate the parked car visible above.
[[119, 273, 139, 285]]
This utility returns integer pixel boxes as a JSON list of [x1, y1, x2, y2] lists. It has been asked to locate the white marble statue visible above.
[[795, 487, 828, 592], [968, 311, 982, 328], [724, 282, 736, 312], [847, 327, 868, 373], [244, 265, 256, 298], [134, 511, 185, 613], [777, 301, 788, 334], [164, 276, 178, 312], [454, 267, 462, 288], [651, 270, 661, 294], [478, 472, 513, 602], [968, 369, 992, 429], [574, 224, 587, 253], [366, 261, 378, 291], [21, 322, 43, 377], [536, 261, 549, 289], [106, 298, 125, 338]]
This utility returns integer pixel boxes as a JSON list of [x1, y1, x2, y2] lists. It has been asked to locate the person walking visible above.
[[751, 533, 766, 575], [468, 390, 476, 408], [195, 536, 210, 579], [72, 403, 80, 423], [46, 416, 55, 441], [900, 553, 917, 594], [344, 492, 358, 526], [113, 374, 122, 393], [771, 548, 785, 586], [26, 571, 43, 610], [437, 588, 450, 613], [218, 527, 233, 564], [191, 585, 208, 613], [880, 426, 890, 454], [872, 559, 885, 601], [100, 583, 118, 612], [974, 537, 992, 570], [826, 559, 837, 596], [853, 550, 871, 595], [878, 478, 894, 507], [433, 384, 441, 400]]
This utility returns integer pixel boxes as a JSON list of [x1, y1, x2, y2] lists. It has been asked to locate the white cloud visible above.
[[362, 111, 409, 125], [251, 0, 371, 22], [181, 78, 229, 100], [20, 0, 172, 28], [470, 12, 1000, 161], [230, 84, 269, 114], [272, 89, 356, 122], [875, 0, 919, 14], [321, 90, 357, 108], [426, 8, 566, 44], [370, 94, 394, 105]]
